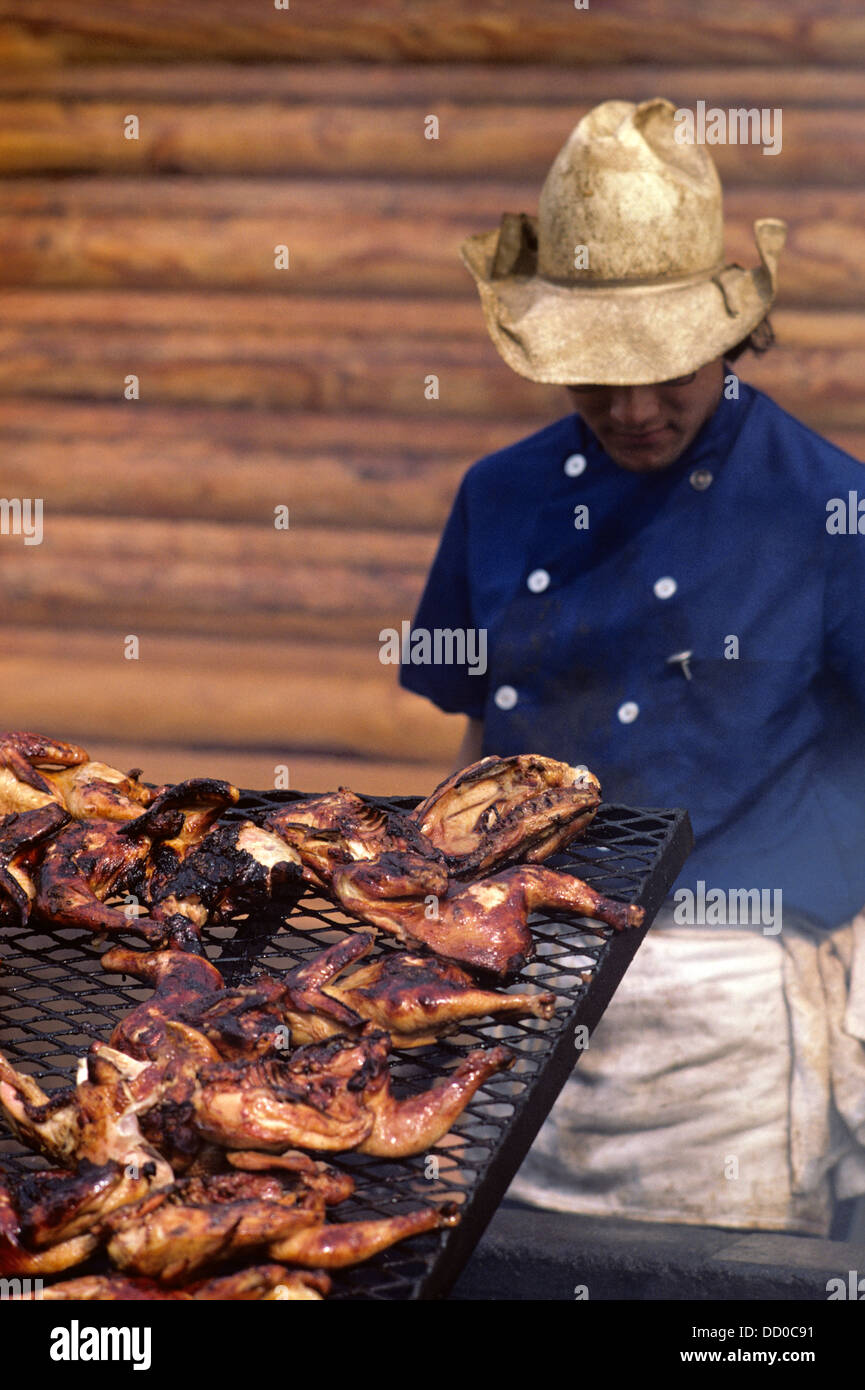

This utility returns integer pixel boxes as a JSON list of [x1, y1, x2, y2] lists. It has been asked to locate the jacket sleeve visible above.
[[398, 476, 489, 719]]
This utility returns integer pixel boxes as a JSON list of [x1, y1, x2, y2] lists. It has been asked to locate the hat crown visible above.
[[537, 98, 724, 282]]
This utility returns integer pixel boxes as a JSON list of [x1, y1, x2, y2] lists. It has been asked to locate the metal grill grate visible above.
[[0, 795, 692, 1300]]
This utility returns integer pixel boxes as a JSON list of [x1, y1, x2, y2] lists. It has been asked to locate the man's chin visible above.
[[603, 433, 684, 472]]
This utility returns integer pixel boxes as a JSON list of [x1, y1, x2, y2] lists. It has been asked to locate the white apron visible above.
[[508, 906, 865, 1234]]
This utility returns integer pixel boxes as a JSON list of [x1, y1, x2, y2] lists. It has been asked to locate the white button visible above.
[[526, 568, 550, 593], [494, 685, 518, 711], [690, 468, 713, 490], [617, 701, 639, 724], [564, 453, 587, 477], [653, 576, 677, 600]]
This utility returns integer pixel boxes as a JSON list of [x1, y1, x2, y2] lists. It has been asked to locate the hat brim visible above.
[[460, 222, 784, 386]]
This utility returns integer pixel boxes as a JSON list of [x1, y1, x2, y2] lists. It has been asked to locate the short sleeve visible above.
[[398, 477, 489, 718]]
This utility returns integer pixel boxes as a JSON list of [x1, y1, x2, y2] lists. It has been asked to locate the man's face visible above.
[[565, 358, 725, 473]]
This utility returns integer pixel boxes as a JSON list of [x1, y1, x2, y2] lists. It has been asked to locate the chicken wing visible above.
[[44, 761, 159, 821]]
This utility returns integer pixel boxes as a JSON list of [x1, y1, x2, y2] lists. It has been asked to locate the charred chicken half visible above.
[[102, 935, 556, 1056], [101, 1169, 457, 1282]]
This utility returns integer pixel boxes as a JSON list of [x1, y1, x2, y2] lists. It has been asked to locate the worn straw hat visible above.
[[460, 98, 786, 385]]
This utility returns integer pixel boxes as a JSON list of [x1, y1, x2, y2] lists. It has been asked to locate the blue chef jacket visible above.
[[399, 380, 865, 929]]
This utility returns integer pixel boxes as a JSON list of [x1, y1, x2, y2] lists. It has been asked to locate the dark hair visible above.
[[724, 316, 775, 363]]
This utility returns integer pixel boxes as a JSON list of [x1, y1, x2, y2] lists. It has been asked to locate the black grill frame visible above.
[[0, 793, 693, 1300]]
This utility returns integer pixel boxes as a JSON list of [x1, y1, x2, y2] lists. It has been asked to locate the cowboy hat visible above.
[[460, 98, 786, 386]]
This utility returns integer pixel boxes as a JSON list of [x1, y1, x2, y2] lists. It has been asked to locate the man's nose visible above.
[[606, 386, 663, 430]]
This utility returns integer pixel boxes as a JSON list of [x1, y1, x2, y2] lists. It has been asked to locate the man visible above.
[[399, 99, 865, 1234]]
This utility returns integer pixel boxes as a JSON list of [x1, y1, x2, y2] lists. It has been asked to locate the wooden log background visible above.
[[0, 1, 861, 795]]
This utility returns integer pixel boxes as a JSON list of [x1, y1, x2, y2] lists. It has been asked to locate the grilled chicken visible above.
[[101, 1168, 455, 1282], [141, 820, 304, 938], [331, 861, 642, 977], [0, 739, 634, 1302], [262, 770, 625, 977], [32, 780, 245, 947], [19, 1017, 508, 1168], [410, 755, 602, 875], [102, 938, 365, 1064], [34, 817, 157, 940], [0, 804, 69, 922], [103, 933, 553, 1057], [0, 731, 89, 816], [102, 1171, 320, 1282], [189, 1028, 513, 1157], [322, 945, 556, 1046], [0, 1157, 156, 1276], [0, 1046, 173, 1190], [17, 1265, 326, 1300], [263, 796, 526, 973], [0, 731, 158, 821]]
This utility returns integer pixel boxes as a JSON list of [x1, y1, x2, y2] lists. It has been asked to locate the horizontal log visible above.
[[0, 397, 527, 455], [4, 292, 863, 345], [1, 1, 863, 65], [0, 625, 461, 762], [0, 178, 855, 225], [0, 436, 468, 530], [0, 102, 859, 185], [2, 65, 864, 107], [0, 516, 437, 639], [0, 307, 862, 426], [0, 185, 861, 306], [83, 742, 450, 799]]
